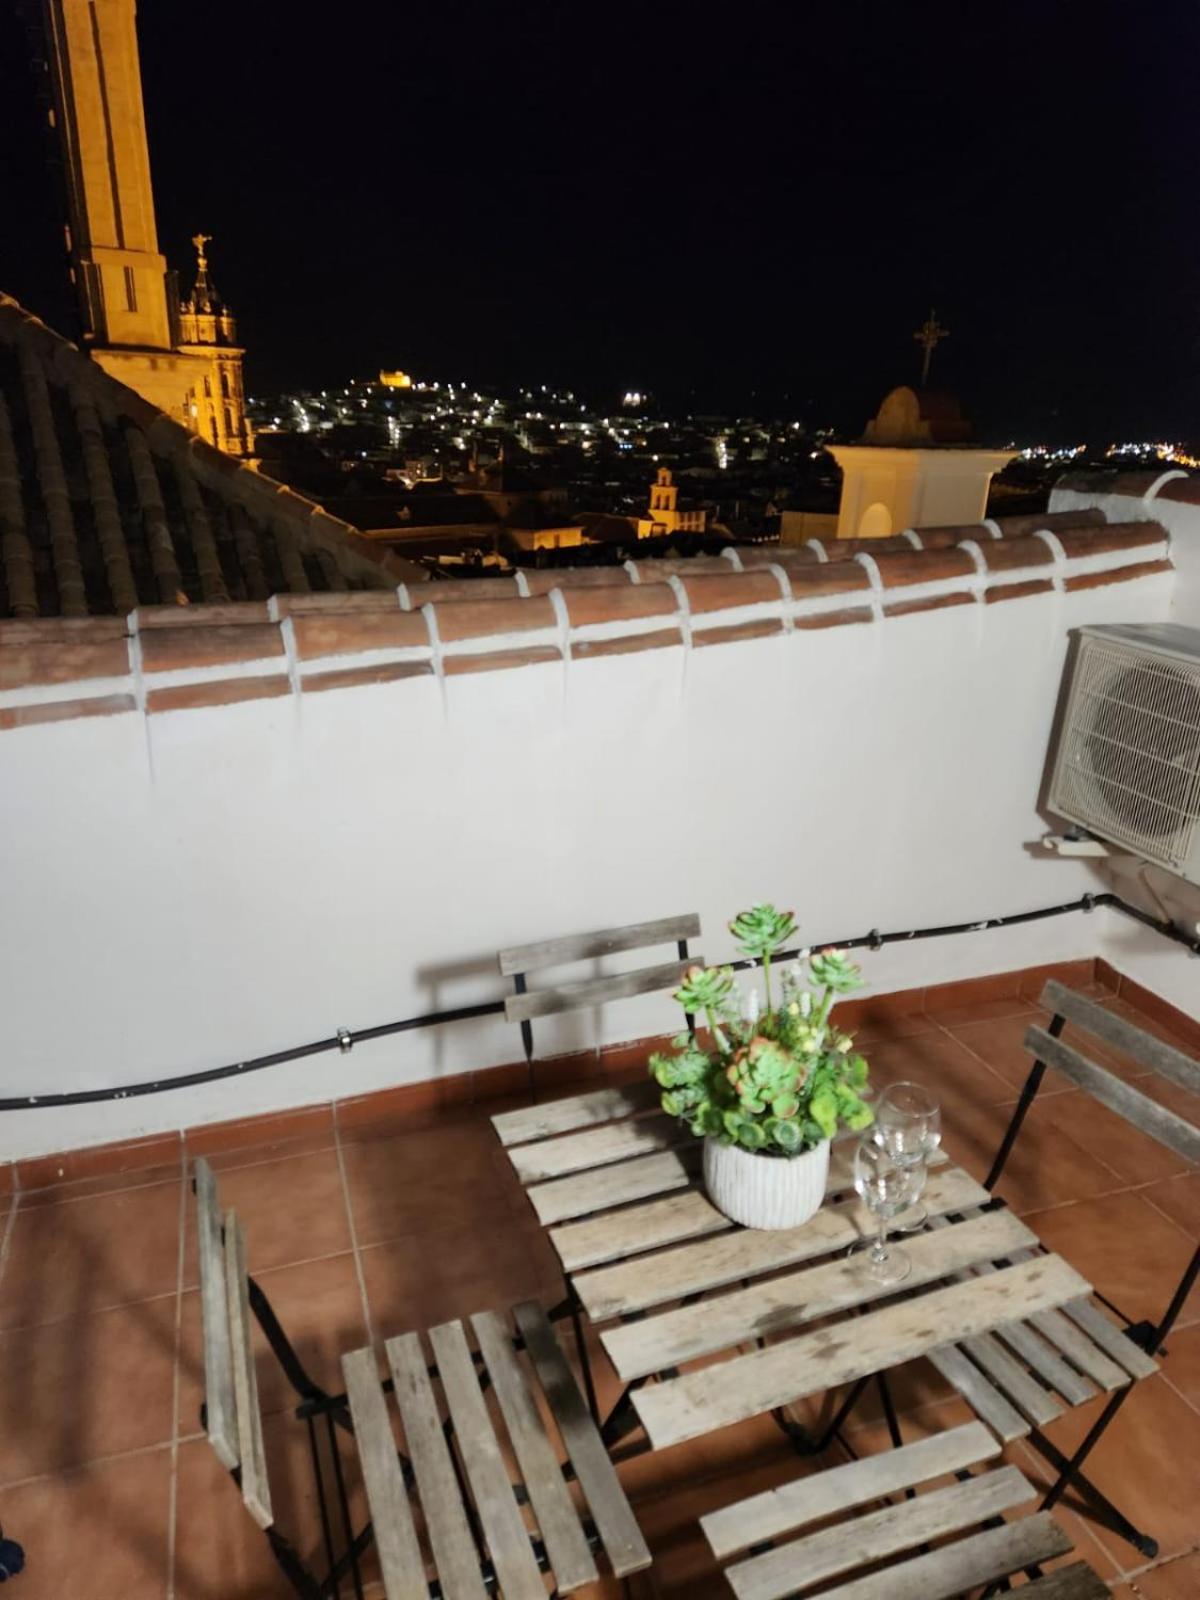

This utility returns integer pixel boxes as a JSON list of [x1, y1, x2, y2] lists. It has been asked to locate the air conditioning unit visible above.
[[1048, 622, 1200, 885]]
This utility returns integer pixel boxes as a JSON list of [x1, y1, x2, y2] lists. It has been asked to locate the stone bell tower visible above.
[[34, 0, 252, 455]]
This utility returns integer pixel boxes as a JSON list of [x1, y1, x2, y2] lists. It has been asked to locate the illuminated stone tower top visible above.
[[35, 0, 252, 455], [40, 0, 173, 351]]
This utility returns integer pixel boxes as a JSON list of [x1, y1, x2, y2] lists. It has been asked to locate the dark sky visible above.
[[2, 0, 1198, 439]]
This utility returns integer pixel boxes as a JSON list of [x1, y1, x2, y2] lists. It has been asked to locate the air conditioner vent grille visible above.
[[1054, 638, 1200, 870]]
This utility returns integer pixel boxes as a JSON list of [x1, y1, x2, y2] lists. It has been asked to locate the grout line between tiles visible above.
[[0, 1195, 21, 1297], [0, 1436, 177, 1493], [332, 1106, 375, 1352], [165, 1164, 187, 1600]]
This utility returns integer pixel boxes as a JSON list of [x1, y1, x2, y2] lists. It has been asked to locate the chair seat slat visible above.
[[341, 1347, 428, 1600], [724, 1465, 1036, 1600], [803, 1512, 1074, 1600], [491, 1080, 660, 1148], [386, 1331, 489, 1600], [470, 1310, 597, 1593], [427, 1320, 546, 1600], [513, 1300, 651, 1578], [700, 1419, 999, 1559]]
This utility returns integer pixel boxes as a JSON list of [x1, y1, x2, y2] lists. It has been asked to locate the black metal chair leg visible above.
[[567, 1282, 601, 1425]]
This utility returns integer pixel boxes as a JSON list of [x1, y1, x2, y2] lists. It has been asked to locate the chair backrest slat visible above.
[[1040, 980, 1200, 1096], [498, 913, 699, 978], [223, 1210, 274, 1530], [504, 955, 698, 1025], [194, 1158, 238, 1471], [1025, 1022, 1200, 1166]]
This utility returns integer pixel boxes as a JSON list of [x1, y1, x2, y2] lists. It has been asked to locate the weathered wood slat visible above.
[[551, 1188, 731, 1273], [1026, 1025, 1200, 1166], [632, 1254, 1090, 1450], [385, 1332, 488, 1600], [994, 1315, 1098, 1406], [1029, 1308, 1129, 1391], [958, 1331, 1063, 1427], [700, 1420, 999, 1560], [603, 1209, 1037, 1382], [1061, 1297, 1159, 1380], [508, 1112, 684, 1185], [223, 1212, 272, 1530], [194, 1159, 237, 1471], [341, 1347, 427, 1600], [513, 1300, 651, 1578], [498, 913, 700, 977], [1041, 980, 1200, 1096], [725, 1465, 1036, 1600], [527, 1147, 699, 1226], [470, 1310, 597, 1594], [573, 1163, 984, 1323], [492, 1080, 660, 1148], [427, 1321, 545, 1600], [926, 1345, 1030, 1442], [1021, 1562, 1114, 1599], [504, 957, 697, 1024], [810, 1512, 1073, 1600]]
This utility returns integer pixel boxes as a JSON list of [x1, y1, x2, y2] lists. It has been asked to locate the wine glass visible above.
[[851, 1133, 917, 1284], [874, 1083, 941, 1232]]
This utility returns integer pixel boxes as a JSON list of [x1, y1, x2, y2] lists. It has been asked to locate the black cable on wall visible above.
[[0, 892, 1192, 1113]]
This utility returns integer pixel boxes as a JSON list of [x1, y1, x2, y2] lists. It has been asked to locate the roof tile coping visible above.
[[0, 516, 1175, 711]]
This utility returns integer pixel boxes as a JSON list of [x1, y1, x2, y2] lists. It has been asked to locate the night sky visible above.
[[2, 0, 1197, 440]]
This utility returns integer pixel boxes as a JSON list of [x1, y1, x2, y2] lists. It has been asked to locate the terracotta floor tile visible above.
[[1032, 1375, 1200, 1567], [340, 1121, 524, 1246], [1021, 1093, 1189, 1188], [923, 995, 1041, 1027], [182, 1149, 353, 1285], [16, 1160, 187, 1210], [851, 1012, 939, 1044], [178, 1251, 368, 1433], [867, 1028, 1017, 1112], [941, 1006, 1063, 1092], [939, 1090, 1123, 1211], [0, 1296, 177, 1481], [1024, 1191, 1200, 1329], [174, 1411, 374, 1600], [1119, 1551, 1200, 1596], [0, 1447, 172, 1599], [1158, 1323, 1200, 1413], [1139, 1172, 1200, 1236], [359, 1214, 562, 1336], [185, 1104, 336, 1164], [0, 1181, 183, 1327]]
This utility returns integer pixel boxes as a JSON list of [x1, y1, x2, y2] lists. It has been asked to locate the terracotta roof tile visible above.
[[681, 571, 785, 613], [0, 293, 421, 618], [431, 595, 557, 644], [560, 581, 677, 628]]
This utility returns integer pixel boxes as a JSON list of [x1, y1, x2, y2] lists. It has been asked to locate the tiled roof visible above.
[[0, 294, 420, 618], [0, 506, 1173, 732]]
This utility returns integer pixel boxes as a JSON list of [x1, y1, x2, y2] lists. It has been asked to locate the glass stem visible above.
[[872, 1215, 889, 1263]]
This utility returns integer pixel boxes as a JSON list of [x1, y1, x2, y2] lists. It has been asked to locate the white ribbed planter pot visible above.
[[703, 1136, 830, 1230]]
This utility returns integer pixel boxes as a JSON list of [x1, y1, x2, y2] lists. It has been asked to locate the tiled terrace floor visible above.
[[0, 984, 1196, 1598]]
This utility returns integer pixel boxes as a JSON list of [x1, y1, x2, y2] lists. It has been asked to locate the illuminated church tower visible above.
[[35, 0, 252, 456]]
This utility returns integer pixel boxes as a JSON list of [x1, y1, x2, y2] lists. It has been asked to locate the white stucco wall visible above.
[[0, 566, 1183, 1159]]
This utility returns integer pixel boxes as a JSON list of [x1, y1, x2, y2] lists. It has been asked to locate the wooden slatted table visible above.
[[492, 1083, 1157, 1454]]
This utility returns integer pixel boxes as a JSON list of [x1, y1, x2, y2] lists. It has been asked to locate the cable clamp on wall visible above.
[[336, 1028, 353, 1054]]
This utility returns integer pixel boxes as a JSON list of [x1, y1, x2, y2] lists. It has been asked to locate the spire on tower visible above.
[[185, 233, 220, 315], [913, 308, 950, 387]]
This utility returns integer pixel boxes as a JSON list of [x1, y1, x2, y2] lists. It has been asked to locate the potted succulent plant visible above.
[[649, 904, 873, 1229]]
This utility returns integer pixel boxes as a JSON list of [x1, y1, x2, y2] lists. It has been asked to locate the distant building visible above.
[[636, 468, 707, 539], [30, 0, 252, 456], [826, 387, 1015, 537]]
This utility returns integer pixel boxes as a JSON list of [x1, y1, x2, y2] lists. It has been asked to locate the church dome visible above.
[[862, 386, 972, 446]]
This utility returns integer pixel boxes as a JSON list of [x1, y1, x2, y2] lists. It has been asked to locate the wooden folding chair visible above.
[[982, 979, 1199, 1559], [498, 912, 701, 1098], [701, 1420, 1113, 1600]]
